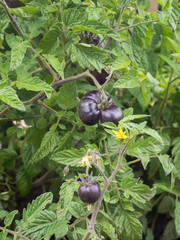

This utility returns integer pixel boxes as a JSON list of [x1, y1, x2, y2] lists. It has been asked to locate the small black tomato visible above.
[[5, 0, 25, 8], [78, 174, 100, 204]]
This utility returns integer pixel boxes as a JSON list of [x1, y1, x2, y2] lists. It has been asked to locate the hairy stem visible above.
[[118, 20, 158, 32], [98, 0, 110, 27], [37, 100, 57, 114], [0, 227, 30, 240], [154, 69, 173, 128]]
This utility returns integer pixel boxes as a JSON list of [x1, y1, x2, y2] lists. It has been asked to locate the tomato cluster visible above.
[[78, 91, 123, 126]]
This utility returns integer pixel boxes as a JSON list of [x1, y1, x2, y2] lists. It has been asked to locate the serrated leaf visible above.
[[117, 0, 134, 9], [165, 0, 180, 30], [112, 54, 131, 70], [16, 75, 52, 99], [43, 219, 68, 238], [158, 154, 174, 175], [66, 43, 112, 71], [56, 82, 77, 109], [63, 9, 87, 27], [140, 155, 150, 169], [114, 70, 139, 89], [6, 34, 30, 70], [31, 124, 59, 163], [115, 207, 142, 240], [0, 86, 25, 111], [166, 37, 180, 53], [121, 177, 155, 203], [22, 210, 57, 240], [143, 128, 163, 143], [52, 146, 91, 165], [154, 183, 180, 196], [40, 23, 61, 53], [43, 54, 64, 79], [159, 54, 178, 73], [16, 166, 32, 197], [119, 114, 149, 124], [17, 192, 53, 230], [175, 202, 180, 235], [4, 210, 18, 227], [0, 210, 9, 220], [59, 181, 78, 216], [69, 202, 88, 218], [73, 21, 120, 41]]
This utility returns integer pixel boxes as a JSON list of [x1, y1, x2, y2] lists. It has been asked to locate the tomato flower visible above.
[[112, 128, 128, 139], [80, 155, 92, 167]]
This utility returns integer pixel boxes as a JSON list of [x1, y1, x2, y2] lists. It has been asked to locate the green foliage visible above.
[[0, 0, 179, 239]]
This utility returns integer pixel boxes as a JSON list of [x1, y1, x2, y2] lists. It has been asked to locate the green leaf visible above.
[[16, 75, 52, 99], [115, 207, 142, 240], [6, 34, 30, 70], [143, 128, 163, 144], [73, 21, 120, 41], [117, 0, 134, 9], [51, 146, 91, 165], [175, 201, 180, 235], [43, 54, 64, 79], [69, 202, 88, 218], [159, 54, 179, 73], [56, 82, 77, 109], [158, 196, 174, 214], [140, 155, 150, 169], [63, 9, 87, 27], [154, 183, 180, 196], [4, 210, 18, 227], [119, 114, 149, 124], [112, 54, 131, 70], [22, 210, 57, 239], [0, 86, 25, 111], [166, 37, 180, 53], [165, 0, 180, 30], [172, 137, 180, 180], [121, 177, 155, 203], [114, 70, 139, 89], [31, 124, 59, 163], [158, 154, 174, 175], [40, 23, 61, 53], [43, 219, 68, 238], [66, 43, 112, 71], [17, 192, 53, 230], [0, 210, 9, 220], [59, 181, 78, 216], [16, 166, 32, 196]]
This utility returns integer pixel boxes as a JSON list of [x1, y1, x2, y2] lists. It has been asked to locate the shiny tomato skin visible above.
[[5, 0, 25, 8], [100, 104, 124, 125], [78, 98, 100, 126], [78, 182, 100, 204]]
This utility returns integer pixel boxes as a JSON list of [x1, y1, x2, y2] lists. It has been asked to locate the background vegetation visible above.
[[0, 0, 180, 239]]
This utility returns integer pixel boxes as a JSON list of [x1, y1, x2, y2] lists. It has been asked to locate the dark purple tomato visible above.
[[100, 104, 124, 125], [78, 182, 100, 204], [86, 69, 108, 86], [78, 91, 100, 126], [78, 90, 123, 126], [5, 0, 25, 8]]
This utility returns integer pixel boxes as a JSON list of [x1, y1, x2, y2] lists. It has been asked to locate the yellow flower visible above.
[[80, 155, 92, 167], [112, 128, 128, 139]]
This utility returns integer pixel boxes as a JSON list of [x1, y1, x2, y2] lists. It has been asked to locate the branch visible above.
[[118, 19, 158, 32], [0, 70, 88, 118], [0, 227, 30, 240], [0, 0, 57, 79], [153, 69, 174, 128], [36, 100, 57, 114], [83, 140, 130, 240], [98, 0, 110, 27]]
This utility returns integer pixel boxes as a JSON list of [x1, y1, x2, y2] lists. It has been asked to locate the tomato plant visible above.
[[0, 0, 180, 240]]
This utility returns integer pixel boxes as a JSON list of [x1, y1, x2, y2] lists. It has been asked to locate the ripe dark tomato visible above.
[[5, 0, 25, 8], [100, 105, 124, 125], [78, 91, 124, 126], [86, 69, 108, 86], [78, 182, 100, 204]]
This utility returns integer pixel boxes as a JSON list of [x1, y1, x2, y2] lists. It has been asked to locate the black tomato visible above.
[[78, 91, 124, 126], [86, 69, 108, 86], [78, 182, 100, 204], [5, 0, 25, 8], [100, 104, 124, 125]]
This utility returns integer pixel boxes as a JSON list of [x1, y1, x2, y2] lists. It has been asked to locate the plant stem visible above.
[[37, 100, 57, 114], [153, 69, 173, 128], [83, 140, 130, 240], [104, 8, 125, 49], [118, 20, 158, 32], [98, 0, 110, 27], [0, 227, 30, 240], [0, 0, 57, 79]]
